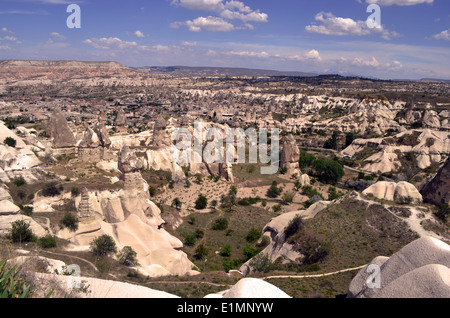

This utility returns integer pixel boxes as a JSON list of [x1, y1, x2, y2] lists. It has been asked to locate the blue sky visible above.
[[0, 0, 449, 79]]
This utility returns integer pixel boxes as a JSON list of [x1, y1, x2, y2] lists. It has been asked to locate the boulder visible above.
[[0, 200, 20, 215], [348, 237, 450, 298], [362, 181, 423, 203], [221, 278, 291, 298]]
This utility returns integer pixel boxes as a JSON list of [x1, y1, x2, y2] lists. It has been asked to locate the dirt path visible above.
[[262, 265, 366, 280], [40, 250, 98, 272]]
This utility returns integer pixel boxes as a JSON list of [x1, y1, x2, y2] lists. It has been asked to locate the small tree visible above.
[[266, 181, 282, 198], [4, 137, 17, 148], [243, 244, 258, 260], [246, 228, 262, 243], [282, 192, 294, 205], [90, 235, 117, 256], [194, 244, 208, 260], [60, 212, 79, 232], [38, 235, 57, 249], [10, 219, 34, 243], [184, 232, 197, 246], [117, 246, 139, 266], [42, 183, 61, 197], [195, 194, 208, 210], [220, 244, 232, 257], [12, 177, 26, 187], [195, 174, 203, 184], [212, 217, 229, 231], [249, 253, 273, 273], [71, 187, 81, 197], [284, 215, 304, 240], [172, 197, 182, 210]]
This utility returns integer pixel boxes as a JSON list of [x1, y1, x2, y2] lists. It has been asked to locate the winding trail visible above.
[[40, 250, 99, 272], [262, 265, 366, 280]]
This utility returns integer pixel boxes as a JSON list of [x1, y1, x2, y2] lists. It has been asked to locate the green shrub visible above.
[[172, 197, 182, 210], [328, 187, 343, 201], [220, 244, 232, 257], [117, 246, 139, 266], [4, 137, 17, 148], [10, 220, 35, 243], [299, 151, 316, 169], [313, 158, 344, 184], [71, 187, 81, 197], [60, 212, 79, 232], [272, 204, 282, 213], [90, 235, 117, 256], [246, 228, 262, 243], [249, 254, 273, 273], [20, 206, 33, 217], [243, 244, 258, 260], [266, 181, 282, 198], [195, 194, 208, 210], [12, 177, 26, 187], [149, 186, 156, 197], [284, 216, 304, 240], [212, 218, 229, 231], [42, 183, 61, 197], [38, 235, 57, 249], [194, 229, 204, 239], [184, 232, 197, 246], [282, 192, 294, 205], [222, 259, 238, 272], [194, 244, 208, 260], [398, 196, 413, 205]]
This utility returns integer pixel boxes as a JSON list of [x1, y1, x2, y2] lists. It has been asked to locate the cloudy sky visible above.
[[0, 0, 449, 79]]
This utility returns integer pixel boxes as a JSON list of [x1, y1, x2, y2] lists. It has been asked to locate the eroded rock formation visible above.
[[46, 108, 76, 155], [348, 237, 450, 298], [420, 158, 450, 205]]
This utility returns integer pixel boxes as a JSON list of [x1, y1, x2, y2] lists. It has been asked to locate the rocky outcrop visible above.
[[114, 108, 127, 134], [348, 237, 450, 298], [240, 201, 331, 275], [78, 119, 113, 162], [205, 278, 291, 298], [362, 181, 423, 203], [151, 117, 172, 148], [118, 146, 145, 190], [46, 108, 76, 154], [280, 135, 301, 176], [420, 158, 450, 205], [0, 123, 43, 183], [0, 214, 48, 237]]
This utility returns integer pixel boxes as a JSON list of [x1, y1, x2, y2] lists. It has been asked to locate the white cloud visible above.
[[226, 50, 271, 58], [352, 56, 380, 67], [305, 12, 400, 40], [134, 30, 145, 38], [366, 0, 433, 6], [305, 49, 322, 61], [50, 32, 66, 41], [433, 29, 450, 41], [171, 16, 235, 32], [181, 41, 198, 46], [171, 0, 268, 26], [220, 9, 268, 23], [0, 45, 11, 50], [83, 37, 139, 50], [306, 12, 371, 36], [1, 27, 14, 34]]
